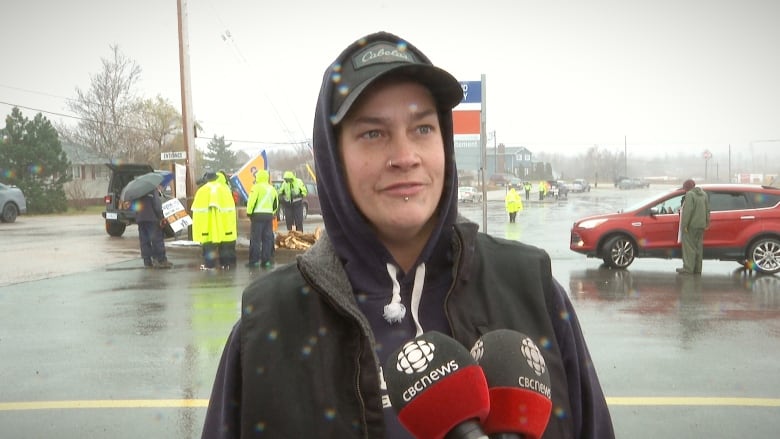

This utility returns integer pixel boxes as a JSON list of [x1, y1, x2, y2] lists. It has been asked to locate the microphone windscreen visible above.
[[384, 331, 490, 439], [471, 329, 552, 439]]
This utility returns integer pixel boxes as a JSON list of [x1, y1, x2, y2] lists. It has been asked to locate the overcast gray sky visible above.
[[2, 0, 779, 162]]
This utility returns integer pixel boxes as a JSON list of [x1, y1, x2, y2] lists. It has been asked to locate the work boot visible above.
[[153, 259, 173, 269]]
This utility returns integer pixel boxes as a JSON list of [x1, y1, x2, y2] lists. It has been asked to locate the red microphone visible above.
[[384, 331, 491, 439], [470, 330, 553, 439]]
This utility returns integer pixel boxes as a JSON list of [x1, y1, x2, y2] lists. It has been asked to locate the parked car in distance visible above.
[[571, 179, 591, 192], [617, 178, 650, 190], [458, 186, 484, 203], [0, 182, 27, 223], [570, 184, 780, 274], [507, 177, 523, 189], [488, 173, 516, 186], [102, 163, 155, 237]]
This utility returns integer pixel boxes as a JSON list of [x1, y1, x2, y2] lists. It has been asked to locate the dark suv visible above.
[[570, 184, 780, 274], [102, 163, 154, 237]]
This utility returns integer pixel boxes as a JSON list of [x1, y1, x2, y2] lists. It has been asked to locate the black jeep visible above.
[[101, 163, 154, 237]]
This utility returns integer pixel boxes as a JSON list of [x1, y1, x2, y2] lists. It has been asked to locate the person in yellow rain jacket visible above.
[[191, 171, 238, 270], [245, 169, 279, 269], [505, 186, 523, 223], [538, 180, 547, 201]]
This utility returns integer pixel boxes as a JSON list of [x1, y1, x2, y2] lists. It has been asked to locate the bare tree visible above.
[[139, 95, 181, 165], [66, 45, 143, 161]]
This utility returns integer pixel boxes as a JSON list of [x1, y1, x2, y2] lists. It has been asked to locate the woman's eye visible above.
[[362, 129, 381, 139], [418, 125, 434, 135]]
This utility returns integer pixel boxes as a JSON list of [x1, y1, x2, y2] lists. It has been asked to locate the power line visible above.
[[0, 99, 306, 147], [0, 100, 144, 132]]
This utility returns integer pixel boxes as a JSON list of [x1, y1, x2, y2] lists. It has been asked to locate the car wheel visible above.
[[601, 235, 636, 269], [747, 237, 780, 275], [105, 220, 126, 237], [1, 203, 18, 223]]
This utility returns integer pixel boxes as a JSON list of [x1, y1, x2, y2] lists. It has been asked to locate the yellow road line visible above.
[[0, 397, 778, 412], [606, 397, 780, 407], [0, 399, 209, 411]]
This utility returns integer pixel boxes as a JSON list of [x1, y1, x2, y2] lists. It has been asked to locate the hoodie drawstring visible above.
[[383, 263, 405, 323], [383, 263, 425, 337], [410, 264, 425, 337]]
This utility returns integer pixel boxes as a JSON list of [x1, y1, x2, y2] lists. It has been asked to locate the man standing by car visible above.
[[134, 185, 172, 269], [278, 170, 307, 231], [677, 179, 710, 275]]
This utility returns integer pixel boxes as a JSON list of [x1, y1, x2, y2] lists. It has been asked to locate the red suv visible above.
[[570, 184, 780, 274]]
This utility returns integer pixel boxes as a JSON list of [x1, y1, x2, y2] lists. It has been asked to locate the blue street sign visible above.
[[459, 81, 482, 104]]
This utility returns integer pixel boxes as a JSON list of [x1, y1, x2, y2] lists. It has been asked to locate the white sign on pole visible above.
[[174, 163, 187, 198], [161, 151, 187, 160]]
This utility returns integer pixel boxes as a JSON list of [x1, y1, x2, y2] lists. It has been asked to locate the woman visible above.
[[201, 31, 614, 439]]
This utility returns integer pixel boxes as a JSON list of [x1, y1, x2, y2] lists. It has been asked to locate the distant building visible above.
[[61, 142, 111, 201], [453, 138, 549, 182]]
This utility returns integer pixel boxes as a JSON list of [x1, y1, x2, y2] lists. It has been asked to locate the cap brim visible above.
[[331, 64, 463, 124]]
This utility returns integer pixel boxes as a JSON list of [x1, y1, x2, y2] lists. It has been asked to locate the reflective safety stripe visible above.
[[252, 190, 275, 214]]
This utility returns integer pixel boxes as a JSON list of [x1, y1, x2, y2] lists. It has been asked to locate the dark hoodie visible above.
[[312, 31, 460, 363], [315, 31, 467, 437]]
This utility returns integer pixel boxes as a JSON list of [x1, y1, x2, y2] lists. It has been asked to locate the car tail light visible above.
[[104, 195, 112, 204]]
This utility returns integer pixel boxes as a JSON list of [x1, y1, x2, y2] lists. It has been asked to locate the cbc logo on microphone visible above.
[[521, 337, 547, 376], [396, 339, 436, 374]]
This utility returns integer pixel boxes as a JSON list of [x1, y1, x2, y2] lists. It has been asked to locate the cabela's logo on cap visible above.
[[352, 42, 418, 70]]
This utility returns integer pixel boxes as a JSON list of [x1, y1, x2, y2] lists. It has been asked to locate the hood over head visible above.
[[255, 169, 270, 184], [200, 172, 218, 185], [312, 30, 462, 324]]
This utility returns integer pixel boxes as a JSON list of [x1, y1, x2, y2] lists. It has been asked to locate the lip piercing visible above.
[[404, 197, 409, 202], [388, 160, 393, 168]]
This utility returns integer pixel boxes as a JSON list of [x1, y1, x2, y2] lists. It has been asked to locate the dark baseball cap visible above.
[[329, 32, 464, 124]]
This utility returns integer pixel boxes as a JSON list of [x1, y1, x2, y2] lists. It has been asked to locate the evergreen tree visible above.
[[202, 135, 238, 173], [0, 107, 72, 213]]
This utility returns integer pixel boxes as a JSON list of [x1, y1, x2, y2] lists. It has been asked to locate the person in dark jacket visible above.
[[278, 170, 308, 231], [677, 179, 710, 274], [201, 31, 614, 439], [134, 186, 172, 269]]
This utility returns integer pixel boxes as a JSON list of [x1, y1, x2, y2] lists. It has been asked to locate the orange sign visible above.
[[229, 150, 267, 202], [453, 110, 481, 135]]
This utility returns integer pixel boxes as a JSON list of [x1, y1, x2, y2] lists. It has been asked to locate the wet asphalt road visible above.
[[1, 185, 779, 438]]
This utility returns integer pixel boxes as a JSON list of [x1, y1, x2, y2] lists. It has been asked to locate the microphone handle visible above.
[[444, 419, 489, 439], [490, 434, 525, 439]]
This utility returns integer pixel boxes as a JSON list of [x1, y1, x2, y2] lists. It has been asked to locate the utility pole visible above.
[[624, 136, 628, 176], [177, 0, 197, 208], [492, 129, 497, 175], [480, 75, 487, 233]]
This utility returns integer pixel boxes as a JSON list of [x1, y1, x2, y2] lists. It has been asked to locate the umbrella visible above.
[[120, 171, 174, 201]]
